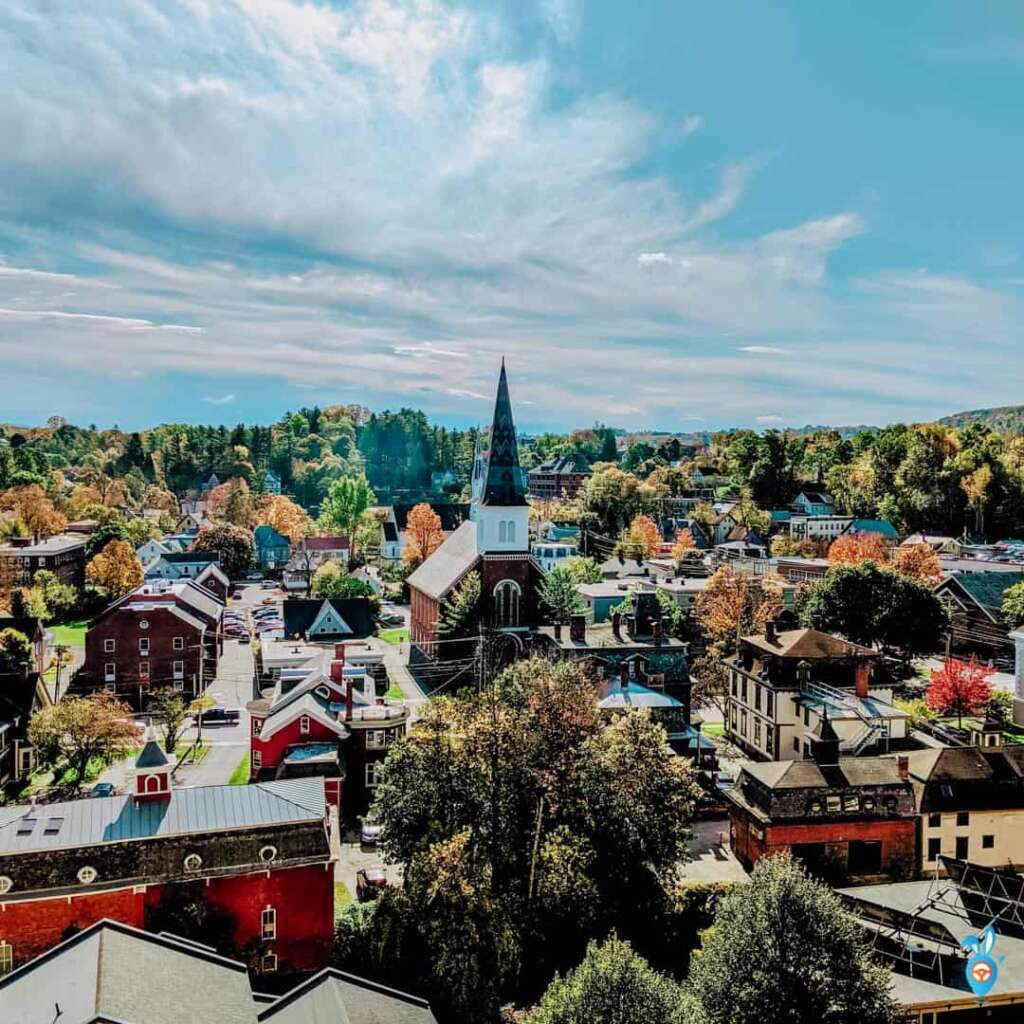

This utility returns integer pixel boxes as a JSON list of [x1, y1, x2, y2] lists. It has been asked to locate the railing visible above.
[[801, 679, 886, 753]]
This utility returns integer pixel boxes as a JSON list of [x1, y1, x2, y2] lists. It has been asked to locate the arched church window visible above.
[[493, 580, 521, 628], [498, 521, 507, 543], [507, 521, 516, 544]]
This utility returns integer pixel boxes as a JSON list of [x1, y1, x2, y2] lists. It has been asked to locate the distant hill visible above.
[[938, 405, 1024, 433]]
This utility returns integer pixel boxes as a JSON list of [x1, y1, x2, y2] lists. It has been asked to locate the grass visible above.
[[378, 628, 409, 645], [701, 722, 726, 739], [385, 683, 405, 700], [53, 755, 107, 789], [228, 752, 251, 786], [50, 619, 89, 646], [173, 741, 210, 763], [334, 883, 353, 920]]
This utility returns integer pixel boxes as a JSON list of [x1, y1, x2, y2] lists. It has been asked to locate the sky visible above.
[[0, 1, 1022, 433]]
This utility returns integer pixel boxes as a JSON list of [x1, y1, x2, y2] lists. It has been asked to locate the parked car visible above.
[[360, 821, 383, 846], [261, 597, 277, 606], [238, 634, 251, 644], [378, 612, 404, 627], [714, 772, 735, 793], [197, 706, 240, 724], [90, 782, 116, 798], [261, 579, 277, 590], [246, 572, 264, 581], [356, 866, 389, 902]]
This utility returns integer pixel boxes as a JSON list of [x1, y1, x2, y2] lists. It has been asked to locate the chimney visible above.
[[553, 623, 562, 640], [334, 643, 347, 662], [897, 755, 909, 781], [345, 677, 354, 722], [612, 612, 622, 641], [330, 659, 344, 683], [765, 619, 776, 642], [855, 661, 870, 699], [653, 619, 663, 647], [619, 663, 629, 686], [570, 614, 586, 643]]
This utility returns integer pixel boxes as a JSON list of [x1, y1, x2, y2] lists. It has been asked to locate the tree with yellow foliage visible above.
[[694, 566, 784, 648], [258, 494, 311, 544], [619, 513, 662, 562], [670, 528, 696, 566], [827, 531, 891, 567], [403, 503, 445, 569], [86, 539, 144, 598], [891, 543, 942, 585]]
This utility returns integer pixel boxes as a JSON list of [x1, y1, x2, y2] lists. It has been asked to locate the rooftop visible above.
[[0, 533, 86, 555], [739, 627, 876, 661], [406, 519, 479, 600], [538, 623, 686, 651]]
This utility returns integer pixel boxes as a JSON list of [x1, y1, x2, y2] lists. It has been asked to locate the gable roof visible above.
[[254, 525, 290, 548], [937, 571, 1020, 621], [259, 967, 437, 1024], [0, 920, 257, 1024], [406, 520, 480, 601], [281, 598, 375, 640], [848, 518, 899, 540], [740, 627, 876, 660], [480, 361, 528, 507], [742, 756, 906, 791], [795, 491, 832, 505]]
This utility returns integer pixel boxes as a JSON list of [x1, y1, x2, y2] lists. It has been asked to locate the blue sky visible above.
[[0, 0, 1021, 432]]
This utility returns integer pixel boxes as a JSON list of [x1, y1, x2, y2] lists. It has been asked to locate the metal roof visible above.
[[406, 520, 480, 600], [0, 777, 325, 855]]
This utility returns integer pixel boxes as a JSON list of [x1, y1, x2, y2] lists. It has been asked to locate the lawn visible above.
[[174, 741, 210, 763], [378, 628, 409, 645], [701, 722, 726, 739], [50, 619, 89, 646], [334, 883, 353, 920], [228, 752, 251, 785], [385, 683, 405, 700]]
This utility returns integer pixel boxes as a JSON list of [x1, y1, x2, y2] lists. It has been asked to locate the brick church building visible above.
[[408, 361, 542, 656], [0, 738, 334, 977]]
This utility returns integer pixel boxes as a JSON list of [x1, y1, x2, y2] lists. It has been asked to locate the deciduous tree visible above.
[[562, 555, 602, 585], [148, 688, 190, 754], [926, 656, 994, 728], [310, 561, 378, 604], [670, 529, 696, 566], [28, 692, 140, 791], [694, 567, 783, 648], [539, 566, 585, 624], [1002, 580, 1024, 628], [891, 542, 942, 584], [86, 539, 144, 598], [403, 503, 444, 569], [190, 522, 254, 580], [319, 475, 376, 550], [0, 628, 33, 674], [827, 531, 891, 566]]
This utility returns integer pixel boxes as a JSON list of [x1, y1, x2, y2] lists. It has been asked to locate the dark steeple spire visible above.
[[481, 359, 527, 507]]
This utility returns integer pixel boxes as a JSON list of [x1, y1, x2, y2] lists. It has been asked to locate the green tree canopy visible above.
[[539, 566, 585, 624], [310, 561, 378, 606], [0, 628, 33, 674], [687, 854, 902, 1024], [190, 522, 254, 580], [318, 475, 376, 544], [1002, 580, 1024, 628]]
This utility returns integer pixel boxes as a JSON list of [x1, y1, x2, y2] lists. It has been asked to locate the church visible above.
[[407, 361, 542, 657]]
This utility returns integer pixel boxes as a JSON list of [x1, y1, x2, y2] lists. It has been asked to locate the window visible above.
[[803, 706, 810, 726], [259, 845, 277, 863], [183, 853, 203, 872], [252, 750, 262, 770], [956, 812, 969, 827], [498, 521, 507, 543], [299, 715, 310, 735], [765, 692, 774, 717], [928, 813, 941, 828], [983, 834, 995, 850], [0, 876, 12, 896], [754, 686, 761, 713], [765, 726, 774, 753], [730, 706, 737, 728], [842, 795, 859, 812], [103, 638, 115, 653], [826, 795, 841, 813], [173, 636, 184, 650], [955, 836, 969, 860], [366, 762, 383, 788], [139, 637, 150, 655], [793, 738, 800, 753], [0, 942, 11, 978], [367, 730, 387, 750], [730, 676, 737, 697], [139, 661, 150, 680], [848, 840, 882, 875], [139, 620, 149, 630], [77, 866, 97, 884], [170, 660, 183, 679], [740, 711, 747, 736], [753, 720, 761, 745], [741, 679, 748, 703], [261, 906, 276, 940], [104, 663, 116, 682], [493, 580, 521, 629], [261, 952, 278, 973], [43, 817, 63, 836], [252, 719, 262, 737]]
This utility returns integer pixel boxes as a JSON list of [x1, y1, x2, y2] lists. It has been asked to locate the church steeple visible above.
[[480, 359, 527, 508]]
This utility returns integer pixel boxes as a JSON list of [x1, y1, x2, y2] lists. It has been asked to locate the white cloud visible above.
[[680, 114, 704, 136], [637, 252, 671, 266], [540, 0, 584, 44], [203, 393, 236, 405], [756, 414, 784, 424], [739, 345, 787, 354]]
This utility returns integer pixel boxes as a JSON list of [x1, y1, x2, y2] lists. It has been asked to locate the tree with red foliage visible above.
[[926, 656, 994, 729]]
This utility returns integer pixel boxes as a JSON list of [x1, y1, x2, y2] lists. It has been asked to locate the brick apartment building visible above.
[[527, 456, 591, 501], [0, 742, 334, 976], [0, 534, 86, 589]]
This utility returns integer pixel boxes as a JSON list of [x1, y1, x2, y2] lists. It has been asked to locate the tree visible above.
[[148, 688, 191, 754], [27, 692, 140, 791], [694, 567, 783, 649], [370, 657, 698, 1021], [580, 466, 660, 539], [529, 936, 687, 1024], [622, 514, 662, 562], [802, 561, 947, 656], [403, 503, 444, 569], [926, 656, 994, 728], [257, 495, 311, 544], [0, 628, 33, 674], [771, 535, 818, 559], [222, 484, 255, 528], [730, 489, 770, 535], [827, 531, 891, 567], [310, 561, 377, 604], [539, 566, 585, 624], [562, 555, 602, 585], [1002, 580, 1024, 628], [670, 529, 696, 566], [190, 523, 254, 580], [85, 520, 132, 558], [31, 569, 78, 621], [961, 464, 993, 535], [319, 475, 376, 548], [688, 855, 902, 1024], [891, 543, 942, 585], [436, 571, 481, 641], [86, 539, 144, 598]]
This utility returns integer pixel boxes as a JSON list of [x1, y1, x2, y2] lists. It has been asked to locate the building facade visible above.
[[0, 534, 86, 589], [527, 456, 591, 501]]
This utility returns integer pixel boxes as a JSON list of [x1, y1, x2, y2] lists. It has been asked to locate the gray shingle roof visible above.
[[0, 777, 325, 854], [406, 520, 479, 601], [941, 570, 1020, 619], [136, 737, 170, 768]]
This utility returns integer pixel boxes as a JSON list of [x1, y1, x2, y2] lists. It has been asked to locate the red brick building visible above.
[[0, 740, 334, 976], [80, 579, 224, 704], [527, 455, 591, 501], [726, 719, 918, 883], [408, 362, 541, 653], [248, 646, 409, 818]]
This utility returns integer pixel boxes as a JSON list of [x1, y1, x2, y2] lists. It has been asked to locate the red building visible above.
[[725, 718, 918, 883], [80, 579, 224, 704], [0, 740, 334, 976], [408, 362, 541, 653], [527, 455, 591, 501], [248, 645, 409, 818]]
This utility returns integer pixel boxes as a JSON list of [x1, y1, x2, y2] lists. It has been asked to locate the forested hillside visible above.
[[939, 405, 1024, 434]]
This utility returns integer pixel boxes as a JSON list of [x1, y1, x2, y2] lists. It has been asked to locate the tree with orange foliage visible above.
[[891, 543, 942, 585], [926, 656, 993, 729], [670, 528, 696, 566], [403, 503, 445, 569], [620, 513, 662, 562], [694, 565, 784, 648], [86, 539, 144, 598], [827, 531, 891, 566], [258, 494, 311, 545], [0, 485, 68, 539]]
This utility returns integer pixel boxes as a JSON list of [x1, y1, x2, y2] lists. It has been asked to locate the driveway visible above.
[[679, 817, 748, 883]]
